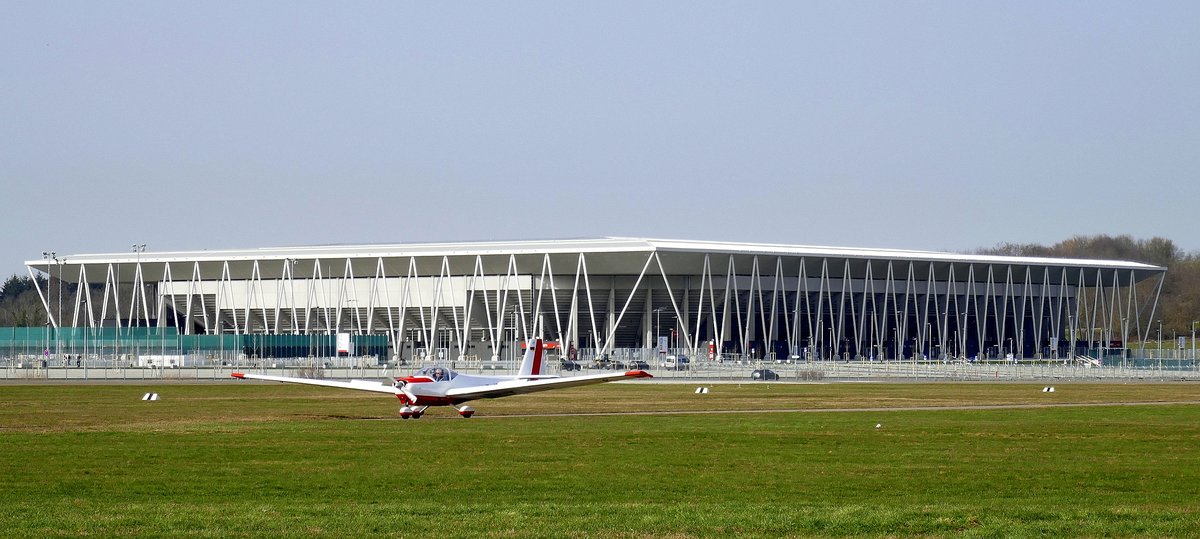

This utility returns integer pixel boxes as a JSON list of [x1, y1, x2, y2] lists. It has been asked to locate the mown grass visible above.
[[1, 382, 1198, 537]]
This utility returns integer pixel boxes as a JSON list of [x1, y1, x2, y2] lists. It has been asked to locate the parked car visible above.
[[660, 354, 690, 370], [627, 360, 651, 370], [559, 359, 582, 371], [590, 358, 625, 370], [751, 369, 779, 381]]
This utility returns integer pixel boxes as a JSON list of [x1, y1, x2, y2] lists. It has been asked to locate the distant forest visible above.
[[0, 273, 50, 328], [976, 234, 1198, 335], [1, 234, 1197, 335]]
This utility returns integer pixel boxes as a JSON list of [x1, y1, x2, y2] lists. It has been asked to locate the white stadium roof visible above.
[[30, 237, 1164, 272]]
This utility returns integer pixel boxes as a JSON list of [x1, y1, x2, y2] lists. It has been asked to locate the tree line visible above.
[[1, 234, 1197, 333], [976, 234, 1199, 336], [0, 274, 52, 327], [0, 275, 109, 327]]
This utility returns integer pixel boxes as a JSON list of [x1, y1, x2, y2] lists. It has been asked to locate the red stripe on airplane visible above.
[[531, 339, 543, 375], [393, 394, 459, 406]]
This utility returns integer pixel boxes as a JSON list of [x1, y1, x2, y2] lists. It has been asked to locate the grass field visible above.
[[1, 381, 1199, 537]]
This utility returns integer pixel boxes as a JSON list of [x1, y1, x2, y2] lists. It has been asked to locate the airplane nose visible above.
[[393, 380, 418, 404]]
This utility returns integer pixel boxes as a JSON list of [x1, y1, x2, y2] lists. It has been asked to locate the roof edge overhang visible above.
[[25, 237, 1166, 274]]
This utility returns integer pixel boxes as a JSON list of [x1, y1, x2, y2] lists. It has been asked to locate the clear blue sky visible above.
[[3, 1, 1198, 276]]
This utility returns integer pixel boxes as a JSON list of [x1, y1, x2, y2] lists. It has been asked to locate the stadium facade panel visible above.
[[26, 238, 1167, 362]]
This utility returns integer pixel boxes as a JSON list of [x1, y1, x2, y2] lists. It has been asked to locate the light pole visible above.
[[131, 244, 146, 328], [287, 258, 298, 334], [510, 306, 517, 363], [653, 307, 664, 355], [925, 322, 932, 360], [80, 298, 88, 378], [41, 251, 56, 361], [1192, 321, 1198, 361], [56, 256, 63, 360], [131, 244, 146, 364], [1157, 319, 1163, 372], [1121, 318, 1128, 366], [873, 316, 883, 360]]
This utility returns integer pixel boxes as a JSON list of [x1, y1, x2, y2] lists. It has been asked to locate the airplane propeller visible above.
[[396, 382, 418, 404], [390, 377, 419, 404]]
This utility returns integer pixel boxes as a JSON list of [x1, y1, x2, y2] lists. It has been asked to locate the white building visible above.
[[27, 238, 1166, 361]]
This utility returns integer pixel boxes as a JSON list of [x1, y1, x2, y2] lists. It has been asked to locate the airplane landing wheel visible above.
[[457, 405, 475, 418], [399, 406, 413, 419]]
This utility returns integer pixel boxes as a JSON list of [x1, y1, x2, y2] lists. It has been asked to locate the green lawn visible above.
[[1, 382, 1198, 537]]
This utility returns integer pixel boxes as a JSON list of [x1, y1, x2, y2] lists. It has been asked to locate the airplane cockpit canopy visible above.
[[416, 366, 457, 382]]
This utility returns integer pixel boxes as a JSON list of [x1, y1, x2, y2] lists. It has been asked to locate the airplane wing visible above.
[[444, 370, 652, 401], [230, 372, 402, 396]]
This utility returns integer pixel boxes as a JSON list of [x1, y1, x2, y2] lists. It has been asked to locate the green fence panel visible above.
[[1, 328, 391, 359]]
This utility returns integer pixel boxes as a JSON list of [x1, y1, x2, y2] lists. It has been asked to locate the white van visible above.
[[660, 355, 690, 370]]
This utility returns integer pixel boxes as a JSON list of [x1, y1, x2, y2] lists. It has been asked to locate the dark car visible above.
[[559, 359, 582, 371], [628, 360, 651, 370], [591, 359, 626, 370], [751, 369, 779, 381]]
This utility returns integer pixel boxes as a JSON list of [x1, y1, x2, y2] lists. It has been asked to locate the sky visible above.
[[3, 1, 1198, 277]]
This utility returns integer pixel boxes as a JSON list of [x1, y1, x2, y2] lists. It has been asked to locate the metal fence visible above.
[[0, 327, 388, 367], [4, 325, 1198, 382], [5, 353, 1198, 382]]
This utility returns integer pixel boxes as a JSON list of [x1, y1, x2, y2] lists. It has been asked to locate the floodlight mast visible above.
[[81, 297, 88, 376], [1192, 321, 1197, 362], [57, 255, 63, 360], [1121, 317, 1128, 367], [132, 244, 146, 362], [1157, 320, 1163, 372], [653, 307, 664, 355], [132, 244, 146, 328], [42, 251, 55, 360]]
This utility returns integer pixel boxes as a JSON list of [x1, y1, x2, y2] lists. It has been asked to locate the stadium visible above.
[[16, 238, 1168, 368]]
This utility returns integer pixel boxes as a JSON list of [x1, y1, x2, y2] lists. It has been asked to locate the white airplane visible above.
[[231, 338, 652, 418]]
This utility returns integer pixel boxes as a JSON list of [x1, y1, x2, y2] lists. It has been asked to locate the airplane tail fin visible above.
[[518, 338, 544, 378]]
